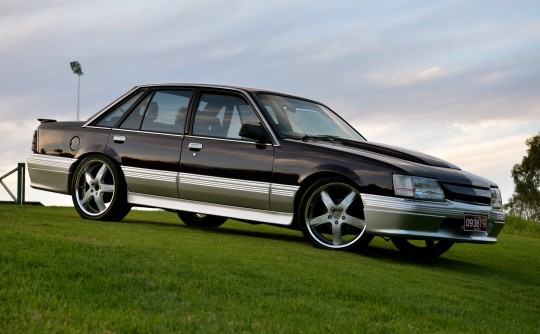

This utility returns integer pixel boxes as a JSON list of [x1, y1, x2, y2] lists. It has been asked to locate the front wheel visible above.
[[72, 155, 130, 221], [177, 211, 228, 228], [298, 178, 372, 251], [391, 238, 454, 257]]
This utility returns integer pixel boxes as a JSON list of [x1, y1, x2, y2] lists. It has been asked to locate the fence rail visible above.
[[0, 163, 25, 205]]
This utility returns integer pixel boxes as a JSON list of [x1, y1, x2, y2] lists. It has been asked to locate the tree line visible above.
[[504, 133, 540, 222]]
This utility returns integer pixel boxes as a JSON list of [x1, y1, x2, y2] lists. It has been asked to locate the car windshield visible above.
[[256, 94, 365, 141]]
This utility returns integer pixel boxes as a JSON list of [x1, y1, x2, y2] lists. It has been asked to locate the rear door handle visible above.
[[188, 143, 203, 151], [113, 135, 126, 143]]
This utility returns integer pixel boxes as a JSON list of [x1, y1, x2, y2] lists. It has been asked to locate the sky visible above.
[[1, 0, 539, 206]]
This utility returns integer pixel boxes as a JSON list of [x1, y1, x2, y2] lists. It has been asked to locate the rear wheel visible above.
[[72, 155, 130, 221], [391, 238, 454, 257], [177, 211, 227, 228], [298, 178, 372, 251]]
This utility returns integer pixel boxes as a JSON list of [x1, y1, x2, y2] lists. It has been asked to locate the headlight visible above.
[[393, 174, 446, 201], [490, 187, 502, 209]]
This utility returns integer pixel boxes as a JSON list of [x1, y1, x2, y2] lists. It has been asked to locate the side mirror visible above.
[[239, 123, 270, 143]]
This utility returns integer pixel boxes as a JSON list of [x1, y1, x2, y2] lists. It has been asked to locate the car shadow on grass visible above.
[[354, 241, 501, 275], [121, 217, 488, 271], [212, 226, 307, 244], [121, 217, 306, 244], [355, 243, 457, 265]]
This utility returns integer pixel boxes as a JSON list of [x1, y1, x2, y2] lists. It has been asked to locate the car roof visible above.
[[133, 83, 326, 106], [134, 83, 278, 94]]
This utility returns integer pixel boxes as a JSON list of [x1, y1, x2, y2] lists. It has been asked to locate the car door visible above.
[[179, 91, 274, 210], [106, 89, 193, 198]]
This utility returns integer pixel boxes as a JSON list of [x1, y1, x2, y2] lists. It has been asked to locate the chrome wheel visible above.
[[72, 156, 130, 221], [299, 179, 370, 250], [391, 238, 454, 257]]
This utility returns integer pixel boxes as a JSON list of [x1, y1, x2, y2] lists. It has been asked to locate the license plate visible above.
[[463, 215, 488, 232]]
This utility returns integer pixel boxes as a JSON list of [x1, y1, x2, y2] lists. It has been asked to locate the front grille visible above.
[[440, 183, 491, 206]]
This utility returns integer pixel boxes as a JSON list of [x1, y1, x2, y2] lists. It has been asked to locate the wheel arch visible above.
[[292, 167, 363, 229], [68, 150, 124, 195], [295, 171, 372, 250]]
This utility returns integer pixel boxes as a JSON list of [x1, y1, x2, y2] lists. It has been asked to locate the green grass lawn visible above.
[[1, 205, 539, 333]]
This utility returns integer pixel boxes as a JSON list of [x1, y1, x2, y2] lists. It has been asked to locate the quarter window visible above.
[[95, 91, 144, 127]]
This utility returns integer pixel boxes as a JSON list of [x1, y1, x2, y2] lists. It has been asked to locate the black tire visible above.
[[71, 155, 131, 221], [177, 211, 228, 228], [391, 238, 454, 257], [298, 177, 371, 251]]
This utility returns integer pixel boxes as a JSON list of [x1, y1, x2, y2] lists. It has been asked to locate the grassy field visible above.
[[1, 205, 539, 333]]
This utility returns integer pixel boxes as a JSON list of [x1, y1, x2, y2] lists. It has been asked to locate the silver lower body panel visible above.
[[27, 154, 505, 244], [122, 166, 178, 198], [27, 154, 77, 194], [362, 194, 505, 243]]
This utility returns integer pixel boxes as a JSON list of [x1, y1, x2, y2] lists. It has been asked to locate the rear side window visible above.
[[120, 90, 193, 134]]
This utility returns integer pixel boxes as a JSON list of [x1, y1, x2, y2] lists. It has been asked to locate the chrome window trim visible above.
[[185, 135, 273, 146], [106, 127, 185, 137], [240, 91, 281, 147], [192, 88, 281, 146], [83, 85, 281, 146], [83, 86, 139, 126], [85, 125, 185, 138]]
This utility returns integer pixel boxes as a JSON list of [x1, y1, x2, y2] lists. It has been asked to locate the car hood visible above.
[[297, 138, 496, 188], [339, 139, 461, 170]]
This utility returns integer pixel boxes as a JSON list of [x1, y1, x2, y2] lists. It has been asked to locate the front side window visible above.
[[256, 94, 365, 141], [120, 90, 193, 134], [192, 93, 260, 140]]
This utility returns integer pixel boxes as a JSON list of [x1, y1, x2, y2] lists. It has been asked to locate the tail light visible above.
[[31, 130, 38, 152]]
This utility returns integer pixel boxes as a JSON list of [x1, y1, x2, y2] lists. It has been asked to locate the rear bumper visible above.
[[362, 194, 505, 243]]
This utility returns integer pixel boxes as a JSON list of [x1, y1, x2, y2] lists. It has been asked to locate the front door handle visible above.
[[113, 135, 126, 143], [188, 143, 203, 151]]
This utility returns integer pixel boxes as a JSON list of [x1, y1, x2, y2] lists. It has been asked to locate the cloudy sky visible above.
[[1, 0, 539, 205]]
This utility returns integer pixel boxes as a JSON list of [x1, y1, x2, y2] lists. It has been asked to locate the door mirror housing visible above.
[[239, 123, 270, 143]]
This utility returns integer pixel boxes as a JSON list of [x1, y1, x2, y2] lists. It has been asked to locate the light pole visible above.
[[69, 61, 83, 121]]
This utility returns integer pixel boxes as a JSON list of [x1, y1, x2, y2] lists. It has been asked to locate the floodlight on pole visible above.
[[70, 61, 83, 121]]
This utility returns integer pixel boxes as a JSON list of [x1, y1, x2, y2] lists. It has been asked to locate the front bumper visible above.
[[362, 194, 505, 243]]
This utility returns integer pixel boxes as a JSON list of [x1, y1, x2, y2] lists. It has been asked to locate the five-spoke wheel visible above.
[[72, 156, 130, 221], [299, 178, 372, 251]]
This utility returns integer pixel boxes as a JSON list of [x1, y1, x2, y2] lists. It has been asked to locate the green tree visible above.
[[504, 133, 540, 222]]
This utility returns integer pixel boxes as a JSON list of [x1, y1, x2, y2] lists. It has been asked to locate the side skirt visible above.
[[127, 192, 295, 226]]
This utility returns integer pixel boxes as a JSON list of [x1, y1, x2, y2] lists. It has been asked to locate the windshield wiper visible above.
[[301, 135, 340, 142]]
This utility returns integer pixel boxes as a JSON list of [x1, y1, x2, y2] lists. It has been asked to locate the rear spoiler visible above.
[[37, 119, 57, 123]]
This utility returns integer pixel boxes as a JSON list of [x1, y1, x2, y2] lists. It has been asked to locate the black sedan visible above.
[[27, 84, 505, 256]]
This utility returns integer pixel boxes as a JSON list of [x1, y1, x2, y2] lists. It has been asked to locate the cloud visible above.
[[366, 66, 446, 86], [1, 0, 540, 206]]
